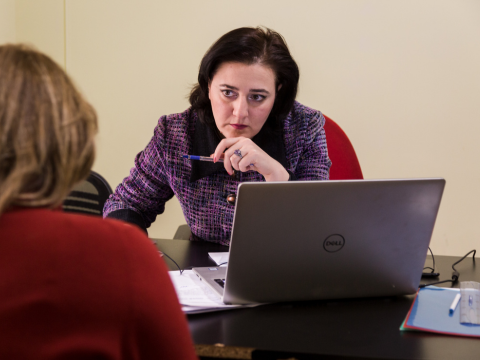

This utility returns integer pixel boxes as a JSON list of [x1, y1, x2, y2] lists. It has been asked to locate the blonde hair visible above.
[[0, 44, 97, 215]]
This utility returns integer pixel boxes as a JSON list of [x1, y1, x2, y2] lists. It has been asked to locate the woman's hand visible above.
[[212, 137, 289, 182]]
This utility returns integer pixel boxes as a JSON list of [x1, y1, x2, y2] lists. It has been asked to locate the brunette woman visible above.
[[104, 27, 331, 245]]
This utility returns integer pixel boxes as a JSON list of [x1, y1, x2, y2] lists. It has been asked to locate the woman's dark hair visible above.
[[189, 27, 299, 130]]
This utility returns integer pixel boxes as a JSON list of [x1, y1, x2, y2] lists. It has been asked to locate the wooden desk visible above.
[[155, 239, 479, 360]]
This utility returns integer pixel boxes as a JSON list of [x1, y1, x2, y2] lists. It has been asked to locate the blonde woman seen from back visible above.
[[0, 44, 197, 360]]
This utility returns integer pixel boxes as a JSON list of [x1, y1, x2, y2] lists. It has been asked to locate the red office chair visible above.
[[323, 115, 363, 180]]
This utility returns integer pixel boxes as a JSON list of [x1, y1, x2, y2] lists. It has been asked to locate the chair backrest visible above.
[[63, 171, 113, 216], [323, 115, 363, 180]]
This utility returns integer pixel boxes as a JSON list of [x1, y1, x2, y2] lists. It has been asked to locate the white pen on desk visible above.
[[449, 293, 461, 314]]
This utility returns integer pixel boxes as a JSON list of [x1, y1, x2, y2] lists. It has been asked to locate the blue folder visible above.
[[402, 287, 480, 337]]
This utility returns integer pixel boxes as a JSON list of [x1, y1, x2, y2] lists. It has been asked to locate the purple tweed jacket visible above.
[[104, 101, 331, 245]]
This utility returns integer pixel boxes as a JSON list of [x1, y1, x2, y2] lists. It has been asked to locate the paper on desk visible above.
[[208, 252, 229, 266], [169, 270, 221, 307], [169, 270, 258, 314]]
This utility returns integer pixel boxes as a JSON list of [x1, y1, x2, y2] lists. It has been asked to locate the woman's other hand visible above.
[[212, 137, 289, 182]]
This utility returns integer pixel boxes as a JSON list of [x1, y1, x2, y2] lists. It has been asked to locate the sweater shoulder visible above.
[[1, 208, 152, 250], [284, 101, 322, 132], [158, 108, 194, 128], [154, 107, 196, 145], [292, 101, 322, 122]]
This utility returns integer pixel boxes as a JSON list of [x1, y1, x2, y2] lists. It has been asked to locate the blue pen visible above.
[[182, 155, 224, 163]]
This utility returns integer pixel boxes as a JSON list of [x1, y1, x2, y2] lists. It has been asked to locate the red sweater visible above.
[[0, 207, 197, 360]]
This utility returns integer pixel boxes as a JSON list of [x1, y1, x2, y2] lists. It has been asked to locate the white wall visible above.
[[12, 0, 480, 256], [0, 0, 16, 43], [15, 0, 64, 67]]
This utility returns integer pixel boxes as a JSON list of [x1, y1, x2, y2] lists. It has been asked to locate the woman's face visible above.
[[208, 62, 277, 139]]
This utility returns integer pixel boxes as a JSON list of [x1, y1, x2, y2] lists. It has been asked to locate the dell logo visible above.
[[326, 240, 342, 246], [323, 234, 345, 252]]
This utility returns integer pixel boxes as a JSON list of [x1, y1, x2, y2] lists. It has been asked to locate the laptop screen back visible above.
[[222, 178, 445, 305]]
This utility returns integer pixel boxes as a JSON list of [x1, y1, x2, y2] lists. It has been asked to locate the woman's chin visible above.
[[223, 128, 252, 139]]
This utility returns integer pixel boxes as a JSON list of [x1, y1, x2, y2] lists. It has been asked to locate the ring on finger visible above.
[[234, 149, 243, 159]]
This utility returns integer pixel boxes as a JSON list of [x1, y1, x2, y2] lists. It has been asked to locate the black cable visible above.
[[419, 249, 476, 288], [448, 249, 476, 283], [161, 251, 185, 274], [423, 247, 436, 272], [431, 247, 436, 271], [422, 247, 439, 277], [452, 249, 476, 275], [161, 252, 227, 275], [419, 279, 455, 288]]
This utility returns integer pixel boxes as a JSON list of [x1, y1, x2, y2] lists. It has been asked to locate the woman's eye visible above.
[[250, 94, 266, 102], [222, 90, 235, 97]]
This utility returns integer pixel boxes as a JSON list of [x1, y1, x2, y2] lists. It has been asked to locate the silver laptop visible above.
[[193, 178, 445, 305]]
